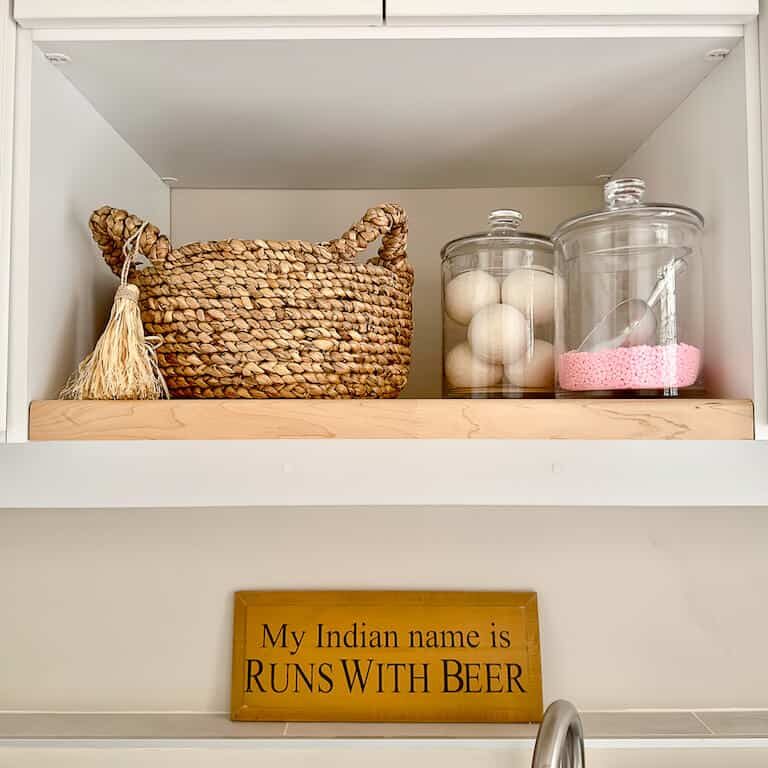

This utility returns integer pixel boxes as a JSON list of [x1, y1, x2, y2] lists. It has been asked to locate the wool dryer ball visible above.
[[445, 342, 503, 388], [468, 304, 529, 364], [504, 339, 555, 389], [444, 270, 500, 325], [501, 269, 560, 326]]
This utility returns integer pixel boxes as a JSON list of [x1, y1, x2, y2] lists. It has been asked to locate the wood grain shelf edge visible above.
[[28, 398, 755, 441]]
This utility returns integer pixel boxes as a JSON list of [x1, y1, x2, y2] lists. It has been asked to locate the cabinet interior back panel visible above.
[[171, 186, 602, 397], [35, 36, 738, 189]]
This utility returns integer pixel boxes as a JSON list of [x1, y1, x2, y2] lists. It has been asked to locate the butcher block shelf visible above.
[[28, 398, 754, 441]]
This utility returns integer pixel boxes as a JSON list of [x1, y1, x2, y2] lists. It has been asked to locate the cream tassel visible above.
[[59, 221, 169, 400]]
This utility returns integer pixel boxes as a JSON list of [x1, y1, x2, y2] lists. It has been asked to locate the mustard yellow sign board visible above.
[[231, 591, 542, 723]]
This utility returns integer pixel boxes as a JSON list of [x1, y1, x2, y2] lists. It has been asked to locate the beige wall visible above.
[[2, 506, 768, 712], [171, 187, 601, 397]]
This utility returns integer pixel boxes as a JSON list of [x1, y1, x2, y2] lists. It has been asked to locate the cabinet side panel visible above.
[[6, 30, 32, 443], [756, 2, 768, 438], [0, 0, 16, 442], [26, 48, 169, 407], [744, 19, 767, 436], [618, 42, 752, 401]]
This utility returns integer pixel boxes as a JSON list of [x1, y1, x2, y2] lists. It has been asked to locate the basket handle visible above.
[[324, 203, 409, 269], [89, 206, 171, 277]]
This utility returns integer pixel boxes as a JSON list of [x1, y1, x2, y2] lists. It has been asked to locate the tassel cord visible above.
[[121, 221, 170, 399]]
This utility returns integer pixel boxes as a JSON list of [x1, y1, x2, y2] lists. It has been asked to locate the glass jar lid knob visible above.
[[605, 178, 646, 210], [488, 209, 523, 232]]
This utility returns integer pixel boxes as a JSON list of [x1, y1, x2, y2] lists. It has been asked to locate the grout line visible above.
[[691, 712, 716, 735], [579, 708, 768, 714]]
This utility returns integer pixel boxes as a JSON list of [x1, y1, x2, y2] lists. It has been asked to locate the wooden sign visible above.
[[231, 591, 542, 722]]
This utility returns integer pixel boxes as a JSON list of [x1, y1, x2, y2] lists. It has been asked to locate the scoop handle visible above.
[[647, 256, 687, 308]]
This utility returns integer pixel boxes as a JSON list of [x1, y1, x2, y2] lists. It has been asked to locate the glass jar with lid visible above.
[[441, 210, 556, 398], [552, 178, 704, 396]]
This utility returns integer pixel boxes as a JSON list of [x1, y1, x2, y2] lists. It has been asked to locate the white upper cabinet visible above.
[[12, 0, 383, 28], [386, 1, 757, 25]]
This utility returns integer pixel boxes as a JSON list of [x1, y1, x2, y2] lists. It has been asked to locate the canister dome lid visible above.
[[551, 178, 704, 244], [441, 209, 553, 262]]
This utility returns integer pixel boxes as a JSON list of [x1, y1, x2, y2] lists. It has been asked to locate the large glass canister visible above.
[[552, 178, 704, 396], [441, 210, 556, 397]]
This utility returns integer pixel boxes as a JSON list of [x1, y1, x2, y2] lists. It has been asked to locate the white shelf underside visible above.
[[34, 33, 740, 188]]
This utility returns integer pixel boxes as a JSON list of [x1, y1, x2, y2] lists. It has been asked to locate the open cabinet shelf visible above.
[[2, 14, 767, 509], [28, 398, 755, 441]]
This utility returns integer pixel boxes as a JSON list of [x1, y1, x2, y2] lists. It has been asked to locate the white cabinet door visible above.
[[387, 1, 757, 25], [13, 0, 382, 28]]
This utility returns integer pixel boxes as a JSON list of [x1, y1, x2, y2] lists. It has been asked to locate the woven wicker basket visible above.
[[89, 204, 413, 399]]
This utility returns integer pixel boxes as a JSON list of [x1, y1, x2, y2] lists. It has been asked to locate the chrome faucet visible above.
[[531, 700, 585, 768]]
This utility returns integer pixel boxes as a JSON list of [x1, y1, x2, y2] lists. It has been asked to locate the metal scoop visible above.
[[578, 257, 687, 353]]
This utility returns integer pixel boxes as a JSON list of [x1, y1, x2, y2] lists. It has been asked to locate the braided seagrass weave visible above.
[[89, 204, 413, 398]]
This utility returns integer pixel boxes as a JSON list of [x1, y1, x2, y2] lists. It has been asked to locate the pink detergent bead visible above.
[[559, 343, 702, 391]]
